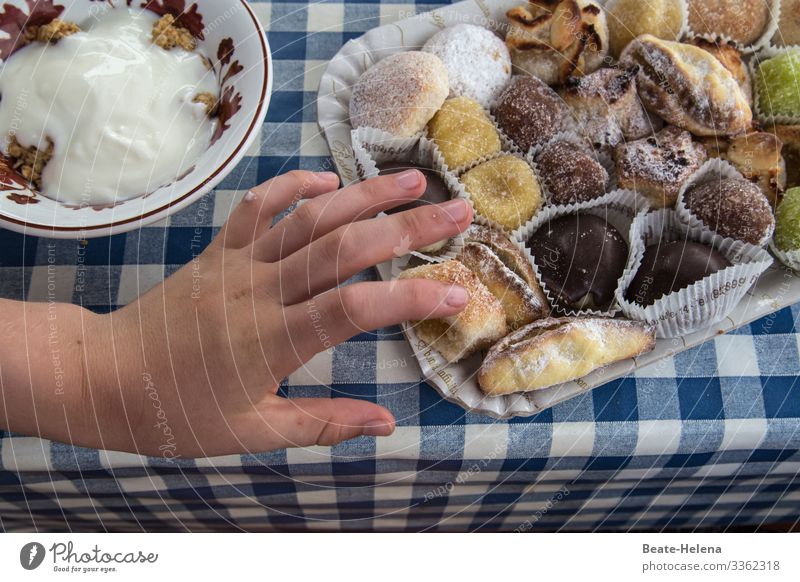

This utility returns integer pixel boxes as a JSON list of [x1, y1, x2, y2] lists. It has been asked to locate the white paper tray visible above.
[[316, 0, 800, 419]]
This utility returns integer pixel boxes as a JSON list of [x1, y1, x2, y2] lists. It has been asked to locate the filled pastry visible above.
[[478, 317, 656, 395]]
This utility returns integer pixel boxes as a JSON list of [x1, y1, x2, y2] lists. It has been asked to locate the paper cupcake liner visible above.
[[512, 189, 650, 317], [769, 237, 800, 270], [676, 157, 775, 247], [616, 208, 774, 338], [454, 151, 545, 233], [751, 44, 800, 124], [527, 130, 617, 204], [684, 0, 780, 54], [351, 127, 465, 262]]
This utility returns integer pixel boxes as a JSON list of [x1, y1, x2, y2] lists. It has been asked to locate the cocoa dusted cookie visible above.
[[625, 241, 732, 306], [683, 178, 775, 245], [535, 141, 609, 206], [615, 126, 707, 208], [561, 66, 654, 149], [492, 75, 568, 153], [527, 213, 628, 311]]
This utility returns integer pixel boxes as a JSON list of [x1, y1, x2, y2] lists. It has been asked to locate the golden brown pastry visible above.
[[560, 66, 654, 149], [767, 124, 800, 190], [712, 132, 786, 207], [605, 0, 686, 58], [427, 96, 501, 169], [478, 317, 656, 395], [505, 0, 608, 86], [775, 0, 800, 46], [688, 37, 752, 106], [615, 125, 708, 208], [459, 243, 546, 330], [620, 35, 753, 137], [350, 52, 449, 137], [459, 225, 550, 328], [398, 260, 507, 363], [687, 0, 771, 45], [460, 156, 544, 231]]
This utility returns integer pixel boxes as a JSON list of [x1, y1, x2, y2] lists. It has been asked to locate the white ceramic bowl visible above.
[[0, 0, 271, 238]]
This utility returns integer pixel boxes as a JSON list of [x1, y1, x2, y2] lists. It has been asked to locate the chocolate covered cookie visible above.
[[625, 241, 732, 306], [527, 214, 628, 311]]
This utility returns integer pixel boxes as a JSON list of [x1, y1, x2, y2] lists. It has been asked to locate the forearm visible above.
[[0, 298, 143, 452]]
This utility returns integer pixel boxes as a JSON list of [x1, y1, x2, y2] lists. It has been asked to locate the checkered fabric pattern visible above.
[[2, 0, 800, 532]]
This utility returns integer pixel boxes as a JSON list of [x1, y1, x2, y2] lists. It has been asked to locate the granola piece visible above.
[[193, 92, 218, 117], [6, 136, 54, 190], [36, 19, 80, 43], [153, 14, 196, 51]]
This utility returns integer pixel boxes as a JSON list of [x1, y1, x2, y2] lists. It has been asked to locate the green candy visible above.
[[775, 187, 800, 252], [756, 50, 800, 118]]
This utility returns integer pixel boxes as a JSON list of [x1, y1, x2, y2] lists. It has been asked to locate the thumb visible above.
[[267, 397, 396, 448]]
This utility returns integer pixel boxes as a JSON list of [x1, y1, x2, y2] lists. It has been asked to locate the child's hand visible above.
[[78, 170, 473, 457]]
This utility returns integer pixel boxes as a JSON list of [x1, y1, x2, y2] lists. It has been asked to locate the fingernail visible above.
[[395, 170, 421, 190], [440, 199, 470, 222], [445, 285, 470, 308], [319, 171, 339, 183], [244, 190, 257, 202], [363, 420, 395, 437]]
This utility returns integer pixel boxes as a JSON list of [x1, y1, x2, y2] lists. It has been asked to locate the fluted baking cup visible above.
[[751, 44, 800, 124], [512, 189, 650, 317], [617, 209, 774, 338], [455, 152, 545, 233], [769, 238, 800, 270], [676, 157, 774, 247], [351, 128, 465, 262], [684, 0, 780, 54]]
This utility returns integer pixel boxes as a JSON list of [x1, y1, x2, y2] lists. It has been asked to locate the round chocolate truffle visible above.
[[493, 76, 568, 153], [527, 213, 628, 310], [625, 241, 732, 306], [683, 178, 775, 245], [536, 142, 609, 206], [377, 161, 451, 213]]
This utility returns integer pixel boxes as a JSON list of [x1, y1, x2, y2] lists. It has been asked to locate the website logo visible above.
[[20, 542, 46, 570]]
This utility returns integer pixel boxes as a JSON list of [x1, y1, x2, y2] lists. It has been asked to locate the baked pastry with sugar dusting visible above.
[[505, 0, 608, 86], [615, 126, 708, 208], [688, 38, 753, 106], [687, 0, 771, 46], [683, 178, 775, 245], [350, 51, 449, 137], [478, 317, 656, 395], [398, 260, 508, 363], [422, 24, 511, 108], [561, 66, 654, 149], [427, 97, 501, 169], [493, 75, 568, 153], [534, 141, 609, 205], [461, 225, 550, 328], [620, 35, 753, 137]]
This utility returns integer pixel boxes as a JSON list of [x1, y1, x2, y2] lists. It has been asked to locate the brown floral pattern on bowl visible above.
[[0, 0, 244, 206]]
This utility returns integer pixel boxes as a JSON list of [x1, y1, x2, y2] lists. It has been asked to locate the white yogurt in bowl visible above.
[[0, 0, 271, 238], [0, 8, 217, 206]]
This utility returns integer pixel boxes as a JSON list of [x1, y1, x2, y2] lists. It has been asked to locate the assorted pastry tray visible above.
[[317, 0, 800, 418]]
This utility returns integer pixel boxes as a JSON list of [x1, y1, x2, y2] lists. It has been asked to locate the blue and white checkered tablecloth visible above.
[[1, 0, 800, 532]]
